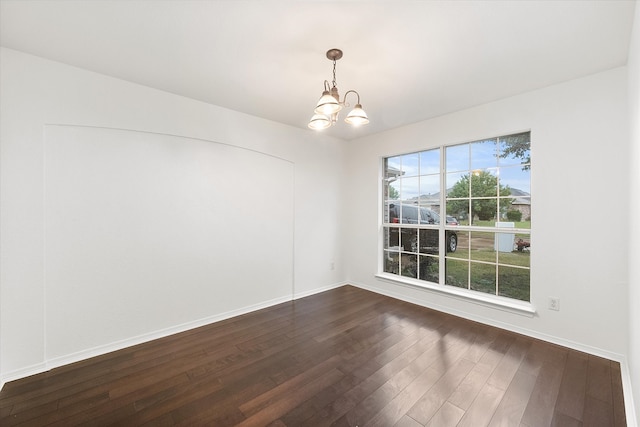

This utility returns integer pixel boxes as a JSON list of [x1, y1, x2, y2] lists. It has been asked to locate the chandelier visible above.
[[308, 49, 369, 130]]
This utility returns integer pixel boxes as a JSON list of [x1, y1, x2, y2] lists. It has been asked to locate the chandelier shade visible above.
[[308, 49, 369, 131], [314, 90, 342, 116], [345, 104, 369, 126], [308, 113, 331, 130]]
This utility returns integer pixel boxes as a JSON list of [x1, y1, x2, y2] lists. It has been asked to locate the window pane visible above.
[[385, 156, 402, 179], [387, 202, 399, 224], [499, 237, 530, 268], [471, 139, 498, 170], [471, 199, 498, 225], [420, 207, 438, 225], [507, 199, 531, 225], [383, 226, 400, 250], [470, 231, 496, 262], [400, 177, 420, 202], [498, 198, 519, 224], [384, 251, 399, 274], [470, 262, 496, 295], [498, 266, 530, 301], [493, 230, 515, 254], [499, 133, 531, 167], [400, 203, 419, 224], [420, 149, 440, 174], [418, 255, 438, 283], [447, 230, 469, 260], [446, 144, 469, 172], [446, 172, 469, 198], [445, 258, 468, 288], [500, 165, 530, 195], [447, 199, 469, 225], [385, 180, 401, 202], [401, 253, 418, 278], [401, 153, 420, 177], [419, 175, 439, 204], [419, 229, 439, 254], [400, 228, 418, 252], [470, 169, 498, 198]]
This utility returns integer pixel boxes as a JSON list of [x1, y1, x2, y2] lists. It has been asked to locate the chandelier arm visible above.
[[323, 80, 331, 91], [342, 90, 361, 107]]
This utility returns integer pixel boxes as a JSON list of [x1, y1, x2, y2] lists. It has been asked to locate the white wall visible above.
[[345, 67, 629, 359], [43, 126, 295, 361], [1, 39, 637, 419], [628, 1, 640, 421], [0, 47, 346, 383]]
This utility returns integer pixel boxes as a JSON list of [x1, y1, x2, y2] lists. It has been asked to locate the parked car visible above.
[[446, 215, 459, 225], [386, 203, 457, 252]]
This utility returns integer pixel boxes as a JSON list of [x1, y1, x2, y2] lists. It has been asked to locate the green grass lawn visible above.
[[445, 250, 530, 301]]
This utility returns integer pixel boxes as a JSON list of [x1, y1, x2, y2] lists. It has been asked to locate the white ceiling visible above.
[[0, 0, 636, 140]]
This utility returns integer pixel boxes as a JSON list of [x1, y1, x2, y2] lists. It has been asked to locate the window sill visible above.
[[374, 273, 536, 317]]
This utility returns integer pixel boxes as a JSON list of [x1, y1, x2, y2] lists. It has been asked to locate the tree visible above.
[[388, 185, 399, 200], [447, 171, 512, 221], [500, 132, 531, 170]]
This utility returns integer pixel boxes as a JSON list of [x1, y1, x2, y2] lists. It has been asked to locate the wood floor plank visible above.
[[338, 333, 451, 426], [486, 336, 531, 390], [583, 395, 614, 427], [586, 355, 613, 404], [447, 331, 514, 411], [0, 285, 627, 427], [487, 368, 538, 427], [234, 368, 344, 427], [554, 350, 589, 421], [551, 411, 583, 427], [457, 382, 506, 427], [398, 357, 474, 425], [425, 401, 465, 427], [300, 331, 446, 426], [396, 415, 424, 427], [520, 344, 568, 427], [239, 355, 342, 416]]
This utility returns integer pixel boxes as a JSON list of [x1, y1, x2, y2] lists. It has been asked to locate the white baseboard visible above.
[[619, 357, 638, 427], [0, 361, 49, 392], [293, 281, 347, 300], [1, 293, 293, 390], [349, 280, 637, 427], [0, 284, 348, 391]]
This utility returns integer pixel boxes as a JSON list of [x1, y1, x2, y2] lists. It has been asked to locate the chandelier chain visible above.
[[332, 59, 337, 89]]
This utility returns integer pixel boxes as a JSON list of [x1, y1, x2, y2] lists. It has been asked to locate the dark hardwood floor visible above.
[[0, 285, 627, 426]]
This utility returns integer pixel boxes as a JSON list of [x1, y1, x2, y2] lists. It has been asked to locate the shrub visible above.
[[506, 210, 523, 222]]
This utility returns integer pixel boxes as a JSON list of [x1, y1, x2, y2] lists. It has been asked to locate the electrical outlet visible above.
[[548, 297, 560, 311], [330, 261, 335, 271]]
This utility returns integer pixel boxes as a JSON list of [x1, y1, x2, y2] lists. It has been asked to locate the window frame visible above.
[[378, 132, 534, 316]]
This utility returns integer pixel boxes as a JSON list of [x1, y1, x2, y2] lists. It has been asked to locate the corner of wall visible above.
[[627, 1, 640, 424]]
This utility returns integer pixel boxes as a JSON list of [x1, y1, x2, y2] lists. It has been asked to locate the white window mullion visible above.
[[439, 146, 446, 286]]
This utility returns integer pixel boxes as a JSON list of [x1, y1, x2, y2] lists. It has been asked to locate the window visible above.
[[382, 132, 531, 302]]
